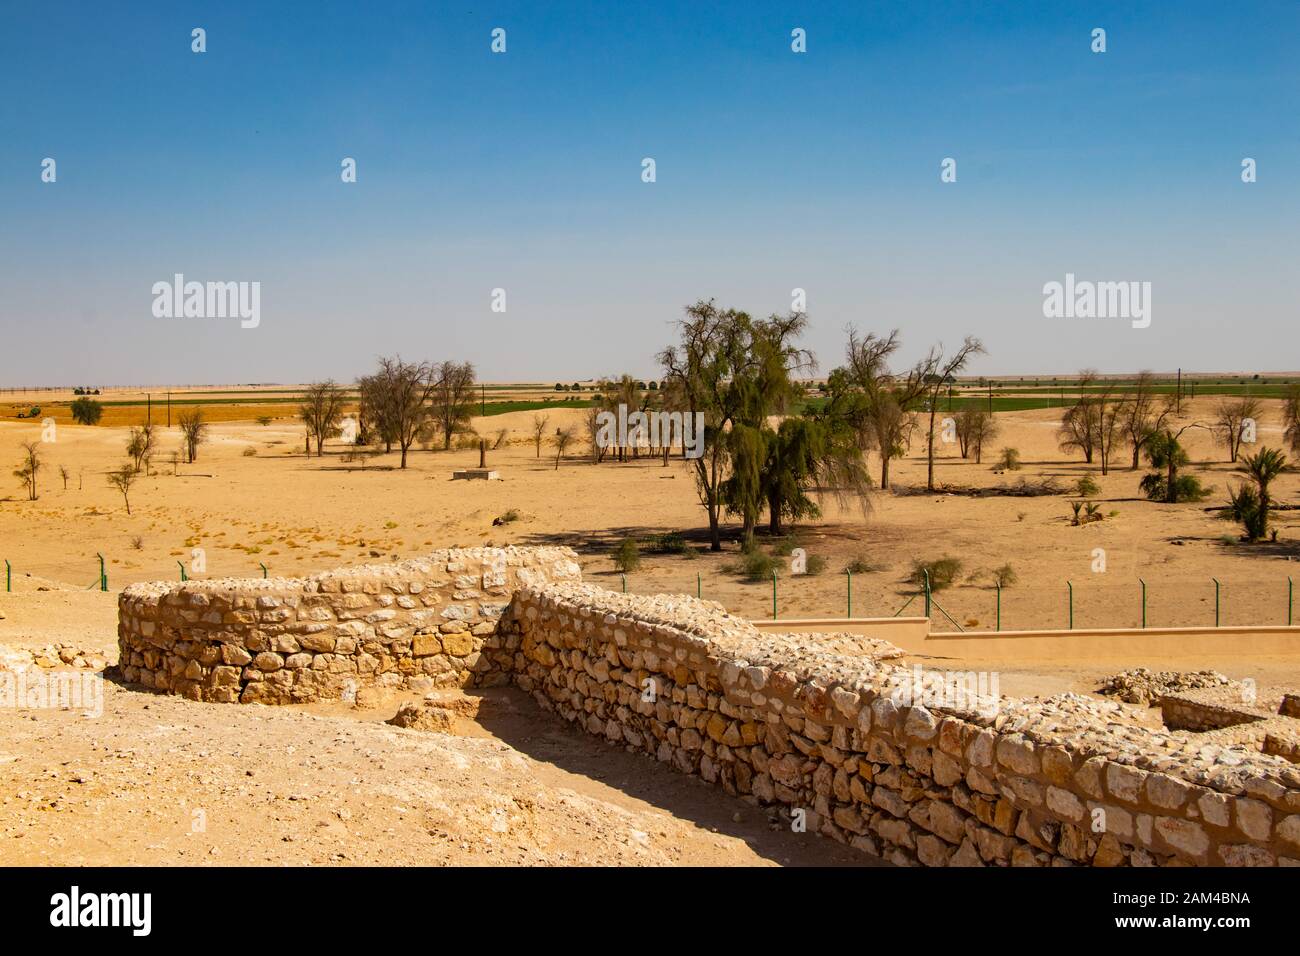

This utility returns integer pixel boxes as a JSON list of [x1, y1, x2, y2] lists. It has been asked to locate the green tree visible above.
[[1234, 447, 1288, 541], [69, 397, 103, 426]]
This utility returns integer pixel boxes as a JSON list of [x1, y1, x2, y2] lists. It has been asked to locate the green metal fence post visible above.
[[771, 570, 778, 620], [4, 559, 9, 593], [1067, 580, 1073, 630], [1213, 577, 1220, 627], [260, 562, 268, 579], [621, 573, 626, 594], [1289, 577, 1293, 626], [846, 570, 852, 619], [996, 582, 1001, 632], [177, 561, 187, 582], [697, 572, 701, 600], [923, 569, 932, 618], [1140, 578, 1147, 629], [96, 552, 106, 592]]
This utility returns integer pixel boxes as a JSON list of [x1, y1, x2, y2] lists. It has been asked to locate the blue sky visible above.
[[1, 1, 1297, 385]]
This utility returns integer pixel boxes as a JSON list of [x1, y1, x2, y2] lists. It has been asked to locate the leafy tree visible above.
[[1231, 447, 1288, 541], [70, 397, 103, 426], [659, 300, 812, 550], [1140, 425, 1210, 503]]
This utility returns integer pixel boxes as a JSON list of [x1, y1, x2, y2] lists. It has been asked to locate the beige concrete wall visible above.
[[758, 618, 1300, 662]]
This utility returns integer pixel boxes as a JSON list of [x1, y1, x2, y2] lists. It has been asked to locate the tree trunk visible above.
[[880, 455, 891, 490], [768, 489, 782, 535], [926, 406, 937, 491]]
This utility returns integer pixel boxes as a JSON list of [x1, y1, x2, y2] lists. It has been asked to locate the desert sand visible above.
[[2, 396, 1298, 865]]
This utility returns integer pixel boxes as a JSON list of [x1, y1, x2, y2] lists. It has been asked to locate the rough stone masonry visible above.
[[119, 547, 1300, 866], [117, 547, 580, 703]]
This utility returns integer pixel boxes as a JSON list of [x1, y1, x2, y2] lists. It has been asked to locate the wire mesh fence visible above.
[[2, 550, 1295, 634], [608, 566, 1298, 631]]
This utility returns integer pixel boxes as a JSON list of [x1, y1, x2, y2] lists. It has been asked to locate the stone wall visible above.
[[492, 583, 1300, 867], [117, 547, 581, 703]]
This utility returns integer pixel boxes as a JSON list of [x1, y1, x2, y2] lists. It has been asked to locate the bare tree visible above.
[[431, 361, 476, 449], [376, 357, 440, 469], [177, 408, 210, 463], [923, 337, 985, 490], [1212, 396, 1262, 463], [1057, 371, 1099, 465], [530, 412, 550, 458], [583, 406, 607, 463], [1120, 370, 1172, 469], [357, 372, 398, 452], [126, 423, 157, 474], [841, 329, 928, 490], [107, 464, 136, 514], [955, 407, 998, 464], [553, 424, 577, 470], [13, 441, 41, 500], [298, 381, 347, 457]]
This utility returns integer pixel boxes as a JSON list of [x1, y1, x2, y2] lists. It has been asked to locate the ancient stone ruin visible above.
[[118, 547, 1300, 867]]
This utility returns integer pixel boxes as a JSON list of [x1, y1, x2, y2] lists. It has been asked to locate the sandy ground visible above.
[[2, 397, 1299, 865], [2, 397, 1297, 629]]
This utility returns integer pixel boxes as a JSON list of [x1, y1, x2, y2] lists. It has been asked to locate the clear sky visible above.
[[1, 1, 1296, 385]]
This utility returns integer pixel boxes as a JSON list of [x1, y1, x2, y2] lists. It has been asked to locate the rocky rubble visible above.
[[0, 643, 108, 673], [1098, 668, 1237, 706]]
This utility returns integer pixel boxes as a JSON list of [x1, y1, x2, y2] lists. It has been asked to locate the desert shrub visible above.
[[738, 550, 778, 582], [1075, 475, 1100, 496], [1140, 473, 1212, 503], [130, 535, 144, 551], [991, 563, 1017, 587], [911, 556, 962, 592], [996, 447, 1021, 471], [242, 447, 257, 457], [803, 554, 827, 575], [654, 532, 689, 555], [612, 537, 640, 573], [256, 416, 272, 427], [845, 556, 879, 574], [768, 536, 806, 557], [498, 508, 520, 524]]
